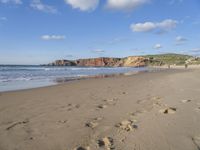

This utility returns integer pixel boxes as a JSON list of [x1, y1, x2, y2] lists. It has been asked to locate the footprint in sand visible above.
[[192, 136, 200, 150], [152, 96, 162, 100], [85, 117, 103, 129], [181, 99, 192, 103], [98, 137, 115, 150], [129, 110, 146, 117], [195, 107, 200, 112], [159, 107, 177, 114], [6, 119, 29, 131], [66, 104, 80, 111], [57, 120, 68, 124], [97, 104, 108, 109], [136, 99, 146, 104], [122, 92, 127, 95], [85, 121, 98, 129], [151, 96, 167, 107], [103, 98, 118, 106], [96, 98, 119, 110], [74, 146, 90, 150], [115, 120, 138, 132], [153, 101, 164, 107]]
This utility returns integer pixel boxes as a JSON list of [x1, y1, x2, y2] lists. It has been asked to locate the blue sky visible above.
[[0, 0, 200, 64]]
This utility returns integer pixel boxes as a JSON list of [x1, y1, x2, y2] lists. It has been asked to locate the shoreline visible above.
[[0, 66, 148, 93], [0, 67, 179, 94], [1, 64, 199, 93]]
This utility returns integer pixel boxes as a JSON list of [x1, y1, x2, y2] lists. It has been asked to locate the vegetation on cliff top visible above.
[[143, 53, 199, 66]]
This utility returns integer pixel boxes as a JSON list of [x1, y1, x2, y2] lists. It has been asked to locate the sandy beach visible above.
[[0, 68, 200, 150]]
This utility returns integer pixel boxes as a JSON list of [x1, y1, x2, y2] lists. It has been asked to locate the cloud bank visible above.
[[41, 35, 66, 40], [130, 19, 178, 33], [64, 0, 149, 11], [106, 0, 150, 11], [64, 0, 99, 11], [31, 0, 57, 13], [0, 0, 22, 4]]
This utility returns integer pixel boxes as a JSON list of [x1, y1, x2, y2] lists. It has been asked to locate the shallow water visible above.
[[0, 65, 149, 92]]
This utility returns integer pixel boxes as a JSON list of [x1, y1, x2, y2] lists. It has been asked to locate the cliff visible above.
[[47, 54, 196, 67], [119, 56, 147, 67], [47, 56, 148, 67], [76, 57, 121, 67], [48, 60, 76, 66]]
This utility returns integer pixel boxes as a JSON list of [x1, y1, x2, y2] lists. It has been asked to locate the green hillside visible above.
[[143, 53, 196, 66]]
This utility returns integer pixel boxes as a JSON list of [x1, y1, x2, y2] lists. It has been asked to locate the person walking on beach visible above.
[[185, 63, 188, 69]]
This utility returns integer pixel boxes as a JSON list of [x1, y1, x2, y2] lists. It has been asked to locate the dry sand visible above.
[[0, 68, 200, 150]]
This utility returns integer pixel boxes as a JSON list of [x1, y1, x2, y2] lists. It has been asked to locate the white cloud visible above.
[[131, 22, 156, 32], [130, 19, 178, 33], [91, 49, 105, 53], [175, 36, 187, 45], [106, 0, 150, 11], [154, 44, 162, 49], [0, 0, 22, 4], [41, 35, 66, 40], [31, 0, 57, 13], [176, 36, 187, 42], [65, 0, 99, 11]]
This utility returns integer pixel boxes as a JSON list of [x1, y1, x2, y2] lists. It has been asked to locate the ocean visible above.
[[0, 65, 149, 92]]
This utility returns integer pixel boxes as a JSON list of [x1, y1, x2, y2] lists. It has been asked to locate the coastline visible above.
[[1, 63, 199, 93], [0, 68, 200, 150], [0, 66, 149, 93], [0, 67, 171, 93]]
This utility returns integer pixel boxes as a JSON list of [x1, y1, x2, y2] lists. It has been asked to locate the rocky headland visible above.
[[48, 56, 148, 67], [46, 54, 200, 67]]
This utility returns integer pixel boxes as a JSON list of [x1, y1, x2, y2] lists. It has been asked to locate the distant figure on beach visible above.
[[168, 64, 171, 69], [185, 63, 188, 69]]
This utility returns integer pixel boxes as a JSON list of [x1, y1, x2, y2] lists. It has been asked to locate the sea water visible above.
[[0, 65, 149, 92]]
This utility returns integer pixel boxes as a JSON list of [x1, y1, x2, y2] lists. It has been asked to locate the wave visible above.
[[0, 66, 135, 71], [0, 65, 147, 86]]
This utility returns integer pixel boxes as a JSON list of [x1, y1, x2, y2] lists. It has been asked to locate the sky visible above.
[[0, 0, 200, 64]]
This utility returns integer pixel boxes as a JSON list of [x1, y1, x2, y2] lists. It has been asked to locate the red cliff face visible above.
[[48, 57, 148, 67], [75, 58, 121, 67]]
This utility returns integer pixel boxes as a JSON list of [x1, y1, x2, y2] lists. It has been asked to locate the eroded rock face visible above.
[[49, 60, 76, 66], [123, 56, 148, 67], [76, 57, 121, 67], [48, 57, 148, 67]]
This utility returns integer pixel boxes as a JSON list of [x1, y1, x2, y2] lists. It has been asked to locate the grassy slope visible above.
[[143, 53, 194, 66]]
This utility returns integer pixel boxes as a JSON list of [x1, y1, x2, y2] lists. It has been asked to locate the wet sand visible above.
[[0, 68, 200, 150]]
